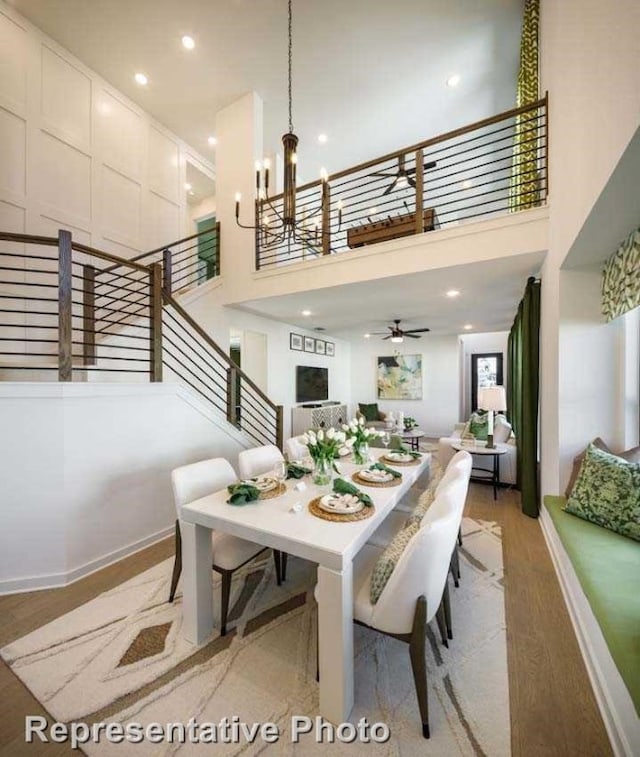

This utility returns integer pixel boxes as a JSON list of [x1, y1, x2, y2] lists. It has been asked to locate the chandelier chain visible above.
[[288, 0, 293, 133]]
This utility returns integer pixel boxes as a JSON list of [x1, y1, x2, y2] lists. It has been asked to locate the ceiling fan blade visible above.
[[382, 335, 392, 340], [404, 327, 431, 333], [371, 171, 395, 178], [383, 182, 394, 196], [404, 333, 421, 338]]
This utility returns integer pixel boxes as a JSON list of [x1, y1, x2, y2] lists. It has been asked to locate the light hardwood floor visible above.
[[0, 484, 612, 756]]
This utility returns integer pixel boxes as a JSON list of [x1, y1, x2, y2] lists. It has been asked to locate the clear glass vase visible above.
[[352, 442, 369, 466], [312, 456, 333, 486]]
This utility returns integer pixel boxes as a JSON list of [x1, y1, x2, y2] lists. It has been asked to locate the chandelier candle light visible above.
[[235, 0, 340, 257]]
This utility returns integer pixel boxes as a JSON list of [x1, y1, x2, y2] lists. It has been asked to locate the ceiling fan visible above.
[[372, 319, 431, 342], [371, 156, 437, 195]]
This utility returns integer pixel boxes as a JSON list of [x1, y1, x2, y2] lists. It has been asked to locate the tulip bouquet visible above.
[[301, 427, 348, 485], [342, 417, 383, 465]]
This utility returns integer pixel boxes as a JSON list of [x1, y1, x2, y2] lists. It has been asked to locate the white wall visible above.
[[459, 331, 509, 420], [181, 283, 352, 441], [0, 382, 252, 593], [0, 2, 213, 256], [349, 336, 459, 438], [539, 0, 640, 496]]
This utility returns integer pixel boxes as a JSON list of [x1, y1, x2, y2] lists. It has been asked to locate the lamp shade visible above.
[[478, 385, 506, 412]]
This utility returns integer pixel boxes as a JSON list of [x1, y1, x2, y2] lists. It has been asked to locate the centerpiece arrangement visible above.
[[403, 416, 418, 431], [343, 417, 383, 465], [301, 427, 349, 485]]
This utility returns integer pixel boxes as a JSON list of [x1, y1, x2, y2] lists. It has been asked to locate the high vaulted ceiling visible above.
[[9, 0, 523, 179]]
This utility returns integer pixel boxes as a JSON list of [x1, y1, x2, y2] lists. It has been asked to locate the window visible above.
[[471, 352, 504, 411]]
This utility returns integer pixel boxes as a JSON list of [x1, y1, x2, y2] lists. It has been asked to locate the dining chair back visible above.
[[283, 436, 308, 462], [238, 444, 285, 479], [171, 458, 236, 513]]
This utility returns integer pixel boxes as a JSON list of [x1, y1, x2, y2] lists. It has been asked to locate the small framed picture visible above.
[[304, 335, 315, 352], [315, 339, 326, 355], [290, 333, 303, 351], [325, 342, 335, 357]]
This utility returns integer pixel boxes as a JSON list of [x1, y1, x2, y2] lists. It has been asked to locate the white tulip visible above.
[[345, 437, 355, 448], [342, 424, 349, 432], [301, 434, 309, 445], [349, 421, 358, 432], [326, 427, 335, 439], [317, 428, 324, 441], [335, 431, 346, 443], [308, 430, 317, 444], [358, 416, 365, 426]]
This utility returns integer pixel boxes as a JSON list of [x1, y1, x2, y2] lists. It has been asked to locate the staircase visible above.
[[0, 226, 283, 450]]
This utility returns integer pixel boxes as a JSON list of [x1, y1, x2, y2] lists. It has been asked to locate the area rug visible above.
[[2, 518, 508, 755]]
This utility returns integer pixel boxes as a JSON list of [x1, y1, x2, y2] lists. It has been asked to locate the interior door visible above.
[[471, 352, 504, 412]]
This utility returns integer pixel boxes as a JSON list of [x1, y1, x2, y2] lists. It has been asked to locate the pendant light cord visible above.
[[288, 0, 293, 134]]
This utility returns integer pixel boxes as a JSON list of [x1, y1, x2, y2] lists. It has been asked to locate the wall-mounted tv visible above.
[[296, 365, 328, 403]]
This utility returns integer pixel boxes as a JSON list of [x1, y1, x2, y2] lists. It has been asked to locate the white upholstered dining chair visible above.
[[283, 435, 309, 462], [238, 444, 285, 479], [169, 457, 285, 634]]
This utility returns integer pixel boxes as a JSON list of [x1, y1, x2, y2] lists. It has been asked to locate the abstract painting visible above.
[[377, 354, 422, 399]]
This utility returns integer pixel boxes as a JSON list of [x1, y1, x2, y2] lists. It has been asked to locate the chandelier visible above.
[[234, 0, 337, 254]]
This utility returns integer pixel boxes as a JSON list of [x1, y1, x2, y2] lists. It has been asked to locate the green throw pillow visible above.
[[358, 403, 380, 422], [370, 520, 419, 604], [564, 444, 640, 542], [468, 411, 489, 441]]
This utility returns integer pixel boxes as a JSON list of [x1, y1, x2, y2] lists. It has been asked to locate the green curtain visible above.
[[602, 227, 640, 321], [507, 277, 541, 517], [510, 0, 541, 211]]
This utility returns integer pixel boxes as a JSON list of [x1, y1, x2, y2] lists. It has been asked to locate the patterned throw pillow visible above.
[[564, 444, 640, 541], [358, 403, 380, 422], [370, 520, 419, 604], [467, 411, 489, 441], [405, 466, 444, 526], [564, 437, 611, 497]]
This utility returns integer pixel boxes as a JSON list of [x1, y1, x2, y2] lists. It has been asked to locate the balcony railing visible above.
[[255, 95, 548, 270]]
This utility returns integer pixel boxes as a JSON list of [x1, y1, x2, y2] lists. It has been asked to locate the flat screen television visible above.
[[296, 365, 328, 403]]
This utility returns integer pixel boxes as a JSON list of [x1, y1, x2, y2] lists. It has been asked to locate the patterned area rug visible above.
[[2, 518, 508, 755]]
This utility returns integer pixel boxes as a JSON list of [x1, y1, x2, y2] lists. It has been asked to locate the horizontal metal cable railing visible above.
[[0, 229, 283, 449], [162, 296, 283, 448], [255, 96, 548, 270], [102, 221, 221, 297]]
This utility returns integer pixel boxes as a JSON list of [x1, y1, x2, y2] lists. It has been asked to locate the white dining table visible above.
[[179, 448, 430, 725]]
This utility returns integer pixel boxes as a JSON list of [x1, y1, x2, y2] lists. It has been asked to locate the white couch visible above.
[[438, 420, 517, 485]]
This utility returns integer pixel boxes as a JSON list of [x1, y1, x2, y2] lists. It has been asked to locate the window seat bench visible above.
[[541, 495, 640, 756]]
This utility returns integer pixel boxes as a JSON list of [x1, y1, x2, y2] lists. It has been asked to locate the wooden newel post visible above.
[[275, 405, 284, 451], [82, 263, 96, 366], [162, 248, 172, 295], [227, 366, 238, 426], [149, 262, 163, 382], [415, 149, 424, 235], [322, 181, 331, 256], [58, 229, 73, 381]]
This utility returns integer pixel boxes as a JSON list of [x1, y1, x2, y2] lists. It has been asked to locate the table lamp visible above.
[[478, 386, 507, 449]]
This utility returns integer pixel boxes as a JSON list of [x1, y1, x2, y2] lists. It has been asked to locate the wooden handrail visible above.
[[71, 242, 150, 272], [0, 232, 58, 246], [265, 96, 548, 202], [163, 293, 280, 414]]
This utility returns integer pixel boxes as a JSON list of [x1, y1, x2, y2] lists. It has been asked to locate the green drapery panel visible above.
[[602, 227, 640, 321], [507, 277, 541, 517], [509, 0, 541, 211]]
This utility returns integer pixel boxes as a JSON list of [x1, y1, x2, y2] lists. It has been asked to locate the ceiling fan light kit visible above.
[[372, 319, 431, 342]]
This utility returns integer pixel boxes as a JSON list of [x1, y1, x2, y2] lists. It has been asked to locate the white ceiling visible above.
[[237, 251, 545, 339], [10, 0, 523, 179]]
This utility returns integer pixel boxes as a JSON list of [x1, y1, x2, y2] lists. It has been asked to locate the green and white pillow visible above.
[[370, 521, 419, 604], [564, 443, 640, 542], [464, 411, 489, 441]]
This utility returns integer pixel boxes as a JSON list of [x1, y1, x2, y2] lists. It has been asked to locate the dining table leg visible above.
[[317, 563, 354, 724], [181, 519, 214, 645]]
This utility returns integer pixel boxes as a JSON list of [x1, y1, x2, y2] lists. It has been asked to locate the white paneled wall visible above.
[[0, 2, 213, 257]]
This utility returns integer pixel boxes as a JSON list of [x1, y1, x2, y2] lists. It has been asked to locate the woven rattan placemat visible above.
[[351, 471, 402, 488], [381, 454, 422, 467], [308, 496, 375, 522]]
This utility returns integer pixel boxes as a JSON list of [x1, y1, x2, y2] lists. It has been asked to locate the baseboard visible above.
[[0, 525, 174, 595], [540, 506, 640, 757]]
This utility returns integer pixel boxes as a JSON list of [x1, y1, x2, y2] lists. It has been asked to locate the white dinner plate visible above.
[[319, 493, 364, 514], [244, 476, 278, 492], [358, 468, 393, 483], [384, 452, 414, 463]]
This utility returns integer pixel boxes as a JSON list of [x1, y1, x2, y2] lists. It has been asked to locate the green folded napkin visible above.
[[369, 461, 401, 478], [226, 482, 260, 505], [287, 462, 312, 479], [332, 477, 373, 507], [399, 445, 422, 460]]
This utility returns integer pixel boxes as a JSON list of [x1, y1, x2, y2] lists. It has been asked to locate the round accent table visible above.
[[451, 442, 507, 500], [399, 428, 425, 451]]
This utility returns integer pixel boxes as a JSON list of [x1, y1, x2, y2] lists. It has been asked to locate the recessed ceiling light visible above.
[[463, 324, 473, 330], [446, 74, 461, 88], [364, 333, 371, 339], [462, 179, 473, 189], [318, 133, 328, 144], [181, 35, 195, 50], [301, 310, 312, 317], [184, 182, 192, 191], [134, 72, 148, 86], [446, 289, 460, 298], [207, 136, 217, 146]]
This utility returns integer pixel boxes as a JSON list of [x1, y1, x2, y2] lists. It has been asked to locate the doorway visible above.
[[471, 352, 504, 411]]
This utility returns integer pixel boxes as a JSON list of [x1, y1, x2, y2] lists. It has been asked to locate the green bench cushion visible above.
[[544, 495, 640, 715]]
